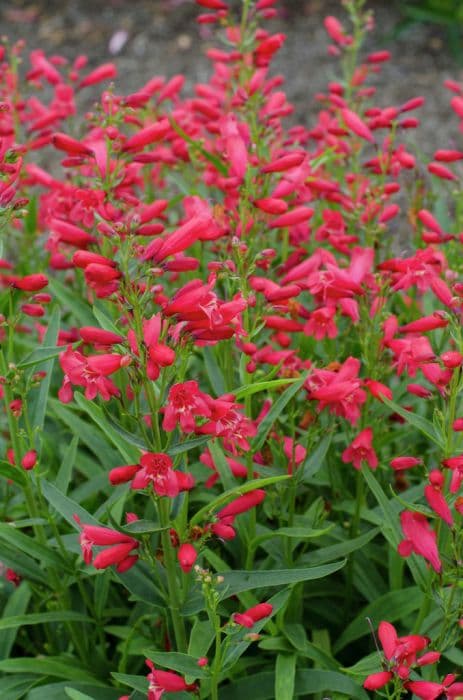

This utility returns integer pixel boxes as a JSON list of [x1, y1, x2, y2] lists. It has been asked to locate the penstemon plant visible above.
[[0, 0, 462, 698]]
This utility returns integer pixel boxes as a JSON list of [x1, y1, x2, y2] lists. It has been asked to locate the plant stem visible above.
[[159, 498, 188, 652]]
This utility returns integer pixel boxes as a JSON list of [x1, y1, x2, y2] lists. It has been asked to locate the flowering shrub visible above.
[[0, 0, 462, 698]]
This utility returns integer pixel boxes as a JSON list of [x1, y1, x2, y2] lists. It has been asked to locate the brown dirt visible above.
[[2, 0, 463, 155]]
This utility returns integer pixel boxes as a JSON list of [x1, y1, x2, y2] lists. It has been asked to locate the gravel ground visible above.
[[2, 0, 463, 155]]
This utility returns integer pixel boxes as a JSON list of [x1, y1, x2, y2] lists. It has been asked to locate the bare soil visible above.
[[3, 0, 463, 155]]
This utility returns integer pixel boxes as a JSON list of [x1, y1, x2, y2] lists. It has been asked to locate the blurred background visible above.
[[2, 0, 463, 151]]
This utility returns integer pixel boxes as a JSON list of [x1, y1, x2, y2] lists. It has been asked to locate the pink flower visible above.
[[162, 381, 211, 433], [59, 347, 129, 402], [128, 314, 175, 381], [398, 511, 442, 573], [146, 660, 196, 700], [308, 357, 366, 425], [78, 522, 138, 571], [406, 675, 463, 699], [131, 453, 179, 497], [304, 306, 337, 340], [424, 470, 453, 526], [341, 428, 378, 470], [233, 602, 273, 628], [177, 543, 197, 573], [363, 621, 436, 690]]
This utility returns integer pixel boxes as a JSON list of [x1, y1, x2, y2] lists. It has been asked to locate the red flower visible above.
[[58, 347, 128, 402], [78, 522, 138, 572], [363, 621, 436, 690], [128, 314, 175, 381], [146, 660, 196, 700], [233, 602, 273, 628], [162, 381, 211, 433], [406, 674, 463, 699], [177, 543, 197, 573], [424, 470, 453, 526], [342, 428, 378, 470], [398, 511, 442, 572], [131, 453, 179, 497]]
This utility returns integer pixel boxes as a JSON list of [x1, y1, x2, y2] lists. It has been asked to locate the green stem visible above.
[[159, 498, 188, 652]]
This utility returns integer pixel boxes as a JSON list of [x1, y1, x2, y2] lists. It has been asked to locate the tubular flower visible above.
[[233, 602, 273, 628], [307, 356, 366, 425], [209, 489, 266, 540], [398, 511, 442, 573], [363, 621, 437, 690], [78, 522, 139, 572], [406, 675, 463, 699], [146, 660, 196, 700], [128, 314, 175, 381], [58, 346, 130, 402], [162, 381, 212, 433], [341, 427, 378, 469]]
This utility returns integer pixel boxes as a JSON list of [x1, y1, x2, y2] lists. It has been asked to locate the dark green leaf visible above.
[[142, 651, 209, 680], [334, 587, 423, 652], [0, 657, 99, 682], [275, 654, 296, 700], [253, 375, 306, 452], [190, 475, 290, 526], [74, 394, 140, 463], [0, 582, 32, 660]]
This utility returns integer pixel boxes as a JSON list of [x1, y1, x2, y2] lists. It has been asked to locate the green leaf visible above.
[[49, 399, 120, 467], [253, 525, 334, 547], [104, 415, 147, 451], [275, 654, 296, 700], [17, 345, 64, 368], [0, 459, 26, 487], [92, 305, 122, 336], [142, 651, 209, 680], [65, 690, 96, 700], [41, 479, 99, 528], [0, 610, 92, 632], [0, 657, 99, 682], [55, 435, 79, 495], [208, 439, 236, 491], [294, 669, 368, 698], [0, 675, 39, 700], [0, 522, 70, 571], [234, 378, 299, 400], [120, 519, 167, 535], [203, 346, 225, 396], [167, 435, 211, 456], [223, 588, 291, 670], [284, 625, 338, 670], [28, 683, 120, 700], [219, 669, 368, 699], [183, 560, 345, 614], [190, 475, 290, 526], [169, 117, 228, 175], [49, 278, 95, 327], [253, 375, 306, 452], [28, 306, 60, 443], [381, 395, 444, 448], [0, 540, 47, 584], [300, 433, 333, 482], [0, 582, 32, 660], [217, 560, 346, 599], [343, 652, 382, 680], [300, 528, 380, 566], [187, 619, 215, 659], [361, 467, 428, 589], [74, 394, 140, 463], [110, 673, 148, 694], [333, 587, 423, 653], [114, 561, 165, 607]]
